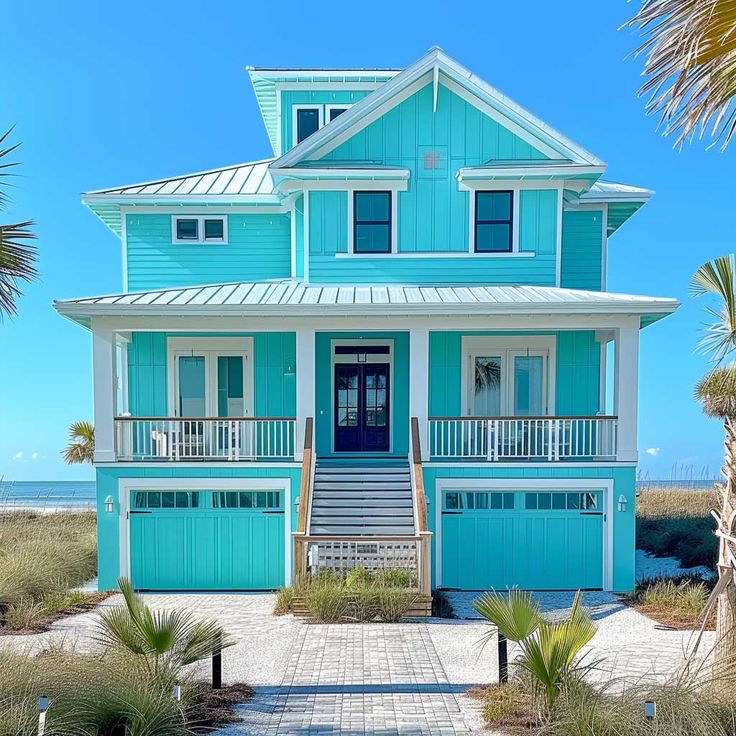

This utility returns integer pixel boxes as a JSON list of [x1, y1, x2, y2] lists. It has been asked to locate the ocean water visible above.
[[0, 480, 96, 510]]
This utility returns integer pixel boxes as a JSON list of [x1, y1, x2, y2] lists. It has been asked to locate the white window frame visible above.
[[171, 215, 228, 244], [325, 103, 353, 123], [347, 189, 398, 255], [461, 335, 556, 416], [468, 189, 520, 254], [292, 105, 323, 147], [166, 337, 253, 418]]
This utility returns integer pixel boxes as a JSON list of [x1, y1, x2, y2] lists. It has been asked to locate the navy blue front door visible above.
[[334, 364, 390, 452]]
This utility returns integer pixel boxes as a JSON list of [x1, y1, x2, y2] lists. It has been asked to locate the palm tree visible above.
[[473, 589, 596, 716], [627, 0, 736, 150], [0, 128, 37, 318], [96, 578, 232, 680], [692, 255, 736, 657], [63, 420, 95, 464]]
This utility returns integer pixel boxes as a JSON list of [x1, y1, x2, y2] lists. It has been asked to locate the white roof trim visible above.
[[55, 280, 679, 320], [458, 164, 605, 180], [273, 167, 411, 179], [83, 193, 282, 205], [272, 48, 605, 170]]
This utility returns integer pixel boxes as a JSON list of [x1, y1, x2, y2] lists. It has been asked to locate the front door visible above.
[[334, 363, 390, 452]]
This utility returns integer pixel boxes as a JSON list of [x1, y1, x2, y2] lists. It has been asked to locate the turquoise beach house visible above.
[[55, 48, 678, 599]]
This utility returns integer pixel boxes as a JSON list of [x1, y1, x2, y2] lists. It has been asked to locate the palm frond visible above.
[[473, 588, 541, 641], [0, 220, 38, 319], [62, 420, 95, 464], [690, 256, 736, 363], [0, 127, 21, 210], [626, 0, 736, 150], [695, 365, 736, 418]]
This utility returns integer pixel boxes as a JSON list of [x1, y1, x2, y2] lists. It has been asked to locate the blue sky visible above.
[[0, 1, 733, 482]]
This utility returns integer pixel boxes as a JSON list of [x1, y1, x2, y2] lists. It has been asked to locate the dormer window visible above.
[[474, 190, 513, 253], [172, 216, 227, 244], [295, 107, 321, 144], [326, 104, 351, 122]]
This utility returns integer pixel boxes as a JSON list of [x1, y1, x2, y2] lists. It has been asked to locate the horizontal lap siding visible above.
[[307, 82, 557, 284], [125, 214, 291, 291], [561, 210, 603, 290]]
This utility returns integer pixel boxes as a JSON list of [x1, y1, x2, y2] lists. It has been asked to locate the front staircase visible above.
[[309, 459, 415, 536]]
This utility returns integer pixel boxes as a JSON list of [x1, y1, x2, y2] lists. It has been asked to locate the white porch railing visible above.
[[114, 417, 296, 461], [428, 416, 617, 461]]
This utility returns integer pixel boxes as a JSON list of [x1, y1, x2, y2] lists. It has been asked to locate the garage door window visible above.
[[445, 491, 515, 510], [134, 491, 200, 509], [212, 491, 281, 509], [524, 491, 600, 511]]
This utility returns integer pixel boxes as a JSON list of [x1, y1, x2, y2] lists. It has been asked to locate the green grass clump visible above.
[[636, 489, 717, 570], [374, 587, 417, 623], [0, 511, 97, 630], [273, 586, 294, 616], [305, 578, 350, 623], [629, 575, 713, 629]]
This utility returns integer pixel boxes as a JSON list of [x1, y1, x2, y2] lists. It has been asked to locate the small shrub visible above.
[[273, 586, 294, 615], [345, 566, 373, 588], [3, 597, 45, 631], [373, 568, 412, 588], [630, 576, 713, 629], [350, 586, 379, 622], [431, 589, 455, 618], [470, 682, 536, 730], [305, 579, 350, 623], [375, 587, 417, 623], [637, 515, 716, 569]]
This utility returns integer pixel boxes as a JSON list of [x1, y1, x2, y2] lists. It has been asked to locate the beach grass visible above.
[[636, 487, 718, 570], [0, 511, 98, 631]]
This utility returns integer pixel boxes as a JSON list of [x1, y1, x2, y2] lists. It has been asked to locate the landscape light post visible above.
[[37, 696, 49, 736]]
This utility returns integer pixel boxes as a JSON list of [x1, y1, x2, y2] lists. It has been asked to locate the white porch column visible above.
[[92, 320, 117, 462], [295, 328, 316, 461], [614, 320, 640, 462], [409, 328, 430, 460]]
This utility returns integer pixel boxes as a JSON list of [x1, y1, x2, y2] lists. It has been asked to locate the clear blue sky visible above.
[[1, 1, 733, 482]]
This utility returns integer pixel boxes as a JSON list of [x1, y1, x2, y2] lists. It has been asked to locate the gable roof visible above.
[[247, 66, 400, 154], [272, 47, 605, 170], [82, 159, 281, 235]]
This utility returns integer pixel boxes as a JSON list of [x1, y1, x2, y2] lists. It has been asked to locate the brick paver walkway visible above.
[[221, 624, 476, 735]]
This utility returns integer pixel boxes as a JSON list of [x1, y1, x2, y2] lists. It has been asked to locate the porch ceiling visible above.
[[54, 279, 679, 326]]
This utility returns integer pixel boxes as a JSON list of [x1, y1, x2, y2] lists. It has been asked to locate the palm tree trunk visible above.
[[716, 417, 736, 662]]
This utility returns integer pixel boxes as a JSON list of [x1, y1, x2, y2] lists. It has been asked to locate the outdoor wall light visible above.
[[617, 494, 627, 512], [104, 495, 115, 513], [644, 700, 656, 721]]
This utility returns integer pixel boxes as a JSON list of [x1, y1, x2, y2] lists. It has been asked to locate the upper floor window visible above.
[[353, 191, 392, 254], [326, 104, 351, 122], [172, 216, 227, 244], [295, 107, 321, 144], [474, 190, 513, 253]]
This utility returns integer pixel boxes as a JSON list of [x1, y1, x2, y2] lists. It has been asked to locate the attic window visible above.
[[295, 107, 321, 144], [172, 216, 227, 244]]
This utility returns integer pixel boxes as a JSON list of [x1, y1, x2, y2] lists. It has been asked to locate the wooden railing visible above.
[[114, 417, 296, 461], [428, 416, 618, 461], [293, 418, 314, 580], [410, 417, 432, 597]]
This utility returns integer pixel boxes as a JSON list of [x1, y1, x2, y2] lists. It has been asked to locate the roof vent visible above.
[[418, 145, 447, 179]]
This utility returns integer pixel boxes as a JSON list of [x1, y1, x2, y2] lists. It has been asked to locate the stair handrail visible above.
[[294, 417, 314, 580], [410, 417, 432, 597]]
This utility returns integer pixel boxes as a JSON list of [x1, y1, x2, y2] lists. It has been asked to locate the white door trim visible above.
[[118, 476, 293, 588], [434, 477, 614, 590]]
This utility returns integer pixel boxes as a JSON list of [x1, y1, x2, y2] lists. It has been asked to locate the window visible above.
[[353, 191, 392, 254], [524, 492, 600, 511], [296, 107, 320, 144], [212, 491, 281, 509], [172, 216, 227, 244], [326, 105, 350, 122], [474, 190, 513, 253], [134, 491, 200, 509], [445, 491, 515, 510]]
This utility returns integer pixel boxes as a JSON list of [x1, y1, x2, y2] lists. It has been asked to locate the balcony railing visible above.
[[428, 416, 617, 462], [114, 417, 296, 461]]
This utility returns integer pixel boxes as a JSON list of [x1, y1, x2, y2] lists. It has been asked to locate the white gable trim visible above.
[[273, 48, 604, 170]]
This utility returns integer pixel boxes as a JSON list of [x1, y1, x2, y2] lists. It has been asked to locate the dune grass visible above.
[[636, 488, 718, 569], [629, 575, 714, 630], [0, 511, 98, 632]]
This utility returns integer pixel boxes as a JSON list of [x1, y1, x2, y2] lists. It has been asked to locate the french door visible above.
[[334, 363, 390, 452]]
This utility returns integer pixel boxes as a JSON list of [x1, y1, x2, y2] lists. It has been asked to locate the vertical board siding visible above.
[[125, 214, 291, 291], [281, 90, 371, 152], [428, 330, 600, 417], [561, 210, 604, 290], [314, 331, 409, 458], [306, 82, 558, 284], [126, 332, 296, 417]]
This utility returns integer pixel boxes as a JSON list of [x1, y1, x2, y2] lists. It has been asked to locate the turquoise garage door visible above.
[[441, 490, 604, 590], [130, 490, 285, 590]]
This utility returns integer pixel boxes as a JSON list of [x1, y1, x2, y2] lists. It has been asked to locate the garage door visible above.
[[441, 489, 604, 590], [130, 489, 285, 590]]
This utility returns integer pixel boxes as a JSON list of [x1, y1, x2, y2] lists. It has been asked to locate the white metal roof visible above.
[[55, 279, 678, 322], [580, 180, 654, 202]]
